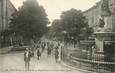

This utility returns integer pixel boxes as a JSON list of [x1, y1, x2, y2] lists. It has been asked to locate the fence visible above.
[[61, 48, 115, 73]]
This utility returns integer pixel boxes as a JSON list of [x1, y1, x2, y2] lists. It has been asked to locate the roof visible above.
[[83, 1, 101, 14], [9, 0, 17, 12]]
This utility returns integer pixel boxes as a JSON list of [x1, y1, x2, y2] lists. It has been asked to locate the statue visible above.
[[97, 0, 114, 32], [101, 0, 111, 16], [98, 16, 105, 28], [94, 0, 115, 62]]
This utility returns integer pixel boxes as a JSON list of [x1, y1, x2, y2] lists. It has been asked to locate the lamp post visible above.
[[62, 31, 67, 46], [61, 30, 67, 61]]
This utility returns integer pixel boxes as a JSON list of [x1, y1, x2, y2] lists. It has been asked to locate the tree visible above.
[[49, 19, 62, 40], [49, 8, 93, 46], [10, 0, 49, 43], [60, 9, 91, 44]]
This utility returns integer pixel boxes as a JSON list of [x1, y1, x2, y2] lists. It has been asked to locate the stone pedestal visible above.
[[94, 32, 115, 62]]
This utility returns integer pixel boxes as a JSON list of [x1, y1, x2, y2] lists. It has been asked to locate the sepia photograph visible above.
[[0, 0, 115, 73]]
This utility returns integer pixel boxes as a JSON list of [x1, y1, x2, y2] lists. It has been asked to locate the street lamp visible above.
[[62, 31, 67, 46]]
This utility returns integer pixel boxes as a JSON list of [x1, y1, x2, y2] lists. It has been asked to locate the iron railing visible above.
[[61, 48, 115, 73]]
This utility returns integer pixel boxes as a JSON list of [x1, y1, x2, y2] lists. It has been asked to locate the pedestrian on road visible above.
[[24, 48, 31, 70], [55, 47, 59, 63], [37, 49, 41, 60], [47, 44, 52, 57], [30, 48, 34, 58], [58, 43, 63, 63], [41, 42, 45, 52]]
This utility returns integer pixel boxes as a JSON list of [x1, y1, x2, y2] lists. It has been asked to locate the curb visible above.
[[61, 61, 97, 73]]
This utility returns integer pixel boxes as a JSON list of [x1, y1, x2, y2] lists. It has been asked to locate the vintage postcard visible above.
[[0, 0, 115, 73]]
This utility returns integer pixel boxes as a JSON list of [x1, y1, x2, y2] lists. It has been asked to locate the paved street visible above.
[[0, 50, 88, 73]]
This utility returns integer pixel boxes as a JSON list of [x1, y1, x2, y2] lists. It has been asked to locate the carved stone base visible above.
[[94, 32, 115, 62]]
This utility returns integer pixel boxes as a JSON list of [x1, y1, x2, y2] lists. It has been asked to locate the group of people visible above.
[[24, 40, 65, 70]]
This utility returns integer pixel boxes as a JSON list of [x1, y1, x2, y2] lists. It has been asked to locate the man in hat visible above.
[[24, 48, 31, 70]]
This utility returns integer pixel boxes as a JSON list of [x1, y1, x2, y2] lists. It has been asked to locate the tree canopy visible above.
[[10, 0, 49, 41], [49, 8, 93, 42], [49, 19, 62, 38]]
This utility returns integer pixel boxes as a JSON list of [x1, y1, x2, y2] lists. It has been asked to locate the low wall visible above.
[[61, 48, 115, 73]]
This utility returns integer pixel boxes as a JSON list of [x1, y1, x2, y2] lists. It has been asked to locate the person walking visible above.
[[58, 43, 62, 63], [55, 46, 59, 63], [29, 48, 34, 58], [24, 48, 31, 70], [47, 44, 52, 57], [37, 49, 41, 60], [41, 42, 45, 52]]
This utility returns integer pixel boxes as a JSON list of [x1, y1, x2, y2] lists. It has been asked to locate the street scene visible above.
[[0, 48, 85, 73], [0, 0, 115, 73]]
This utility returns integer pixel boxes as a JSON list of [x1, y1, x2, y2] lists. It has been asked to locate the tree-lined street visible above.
[[0, 0, 115, 73]]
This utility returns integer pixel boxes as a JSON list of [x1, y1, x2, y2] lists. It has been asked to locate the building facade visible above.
[[83, 2, 101, 28], [84, 0, 115, 32], [0, 0, 16, 33]]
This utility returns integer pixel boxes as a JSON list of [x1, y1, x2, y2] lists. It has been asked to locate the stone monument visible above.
[[94, 0, 115, 62]]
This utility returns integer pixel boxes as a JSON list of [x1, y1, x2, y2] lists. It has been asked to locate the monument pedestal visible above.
[[94, 32, 115, 62]]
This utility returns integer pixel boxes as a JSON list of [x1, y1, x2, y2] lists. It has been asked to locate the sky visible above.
[[10, 0, 100, 23]]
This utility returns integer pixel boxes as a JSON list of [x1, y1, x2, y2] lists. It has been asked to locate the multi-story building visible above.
[[0, 0, 16, 33], [83, 2, 101, 29], [84, 0, 115, 32]]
